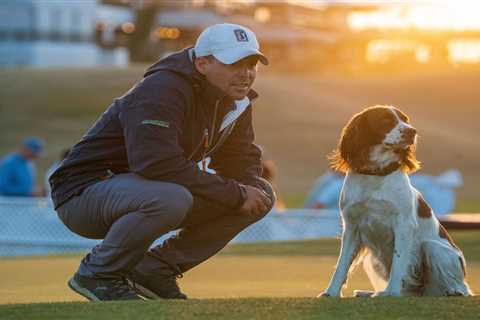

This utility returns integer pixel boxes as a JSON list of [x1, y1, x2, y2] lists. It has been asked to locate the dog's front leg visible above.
[[374, 222, 415, 297], [319, 225, 361, 297]]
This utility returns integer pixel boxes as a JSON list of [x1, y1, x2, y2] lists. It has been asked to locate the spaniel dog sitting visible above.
[[320, 105, 471, 297]]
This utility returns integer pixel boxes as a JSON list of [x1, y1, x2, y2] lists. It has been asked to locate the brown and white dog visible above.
[[320, 105, 471, 297]]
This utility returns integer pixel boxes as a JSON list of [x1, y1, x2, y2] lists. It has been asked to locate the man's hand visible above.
[[239, 185, 272, 216]]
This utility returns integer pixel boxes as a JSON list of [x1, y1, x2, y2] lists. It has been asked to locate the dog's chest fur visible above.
[[341, 171, 417, 257]]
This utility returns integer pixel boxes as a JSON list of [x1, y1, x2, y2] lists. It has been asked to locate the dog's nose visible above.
[[403, 127, 417, 138], [402, 128, 417, 139]]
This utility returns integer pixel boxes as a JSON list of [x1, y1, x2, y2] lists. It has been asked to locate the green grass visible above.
[[2, 236, 480, 318], [1, 297, 479, 320], [283, 193, 309, 208], [283, 194, 480, 213], [221, 238, 342, 257], [220, 231, 480, 262], [4, 231, 478, 261], [455, 199, 480, 213]]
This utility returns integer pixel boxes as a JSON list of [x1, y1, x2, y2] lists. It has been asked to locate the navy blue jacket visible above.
[[50, 48, 262, 210]]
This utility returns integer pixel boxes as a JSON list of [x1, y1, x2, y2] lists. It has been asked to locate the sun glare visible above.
[[348, 0, 480, 32], [346, 0, 480, 64], [448, 39, 480, 64]]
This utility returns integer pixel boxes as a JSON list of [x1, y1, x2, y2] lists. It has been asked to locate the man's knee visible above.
[[142, 184, 193, 227], [166, 185, 193, 222]]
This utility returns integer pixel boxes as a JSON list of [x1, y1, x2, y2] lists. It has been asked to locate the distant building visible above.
[[0, 0, 128, 67], [145, 6, 336, 68]]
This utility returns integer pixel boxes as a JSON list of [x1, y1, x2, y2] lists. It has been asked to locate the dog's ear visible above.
[[400, 142, 421, 174], [330, 113, 370, 172]]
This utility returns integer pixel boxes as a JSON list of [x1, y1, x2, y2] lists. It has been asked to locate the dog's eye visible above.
[[382, 117, 394, 126]]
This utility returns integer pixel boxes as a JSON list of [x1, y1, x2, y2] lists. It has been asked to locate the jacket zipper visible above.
[[201, 128, 209, 172], [188, 99, 237, 169], [206, 94, 256, 158], [200, 100, 219, 173], [187, 92, 257, 168]]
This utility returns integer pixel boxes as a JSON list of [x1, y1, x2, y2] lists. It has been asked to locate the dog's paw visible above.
[[445, 290, 467, 297], [372, 290, 401, 297], [353, 290, 375, 298], [317, 291, 341, 298], [317, 292, 331, 298]]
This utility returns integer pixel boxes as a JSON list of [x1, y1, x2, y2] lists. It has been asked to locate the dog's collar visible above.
[[355, 162, 401, 176]]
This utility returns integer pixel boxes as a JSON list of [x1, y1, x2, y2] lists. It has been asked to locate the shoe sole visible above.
[[68, 277, 101, 302], [133, 283, 160, 300]]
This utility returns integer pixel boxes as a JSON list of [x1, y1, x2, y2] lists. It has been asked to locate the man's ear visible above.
[[194, 56, 210, 76]]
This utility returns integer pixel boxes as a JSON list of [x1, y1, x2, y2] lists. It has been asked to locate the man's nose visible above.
[[238, 65, 254, 78]]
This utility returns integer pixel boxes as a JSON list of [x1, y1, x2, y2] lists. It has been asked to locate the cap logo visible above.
[[234, 29, 249, 42]]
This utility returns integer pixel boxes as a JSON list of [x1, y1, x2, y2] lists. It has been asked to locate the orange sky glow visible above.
[[347, 1, 480, 32]]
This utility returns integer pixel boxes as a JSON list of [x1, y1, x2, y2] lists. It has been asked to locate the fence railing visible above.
[[0, 197, 342, 257]]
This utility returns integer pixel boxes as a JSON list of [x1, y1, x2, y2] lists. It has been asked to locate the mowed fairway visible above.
[[1, 66, 479, 318], [1, 255, 365, 303], [1, 234, 479, 319]]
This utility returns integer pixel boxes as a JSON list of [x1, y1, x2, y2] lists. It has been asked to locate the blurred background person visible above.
[[261, 159, 285, 211], [304, 170, 344, 210], [0, 137, 45, 197], [305, 169, 462, 216], [410, 169, 463, 216]]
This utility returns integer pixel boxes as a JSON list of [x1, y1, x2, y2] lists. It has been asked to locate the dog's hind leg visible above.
[[421, 240, 472, 296]]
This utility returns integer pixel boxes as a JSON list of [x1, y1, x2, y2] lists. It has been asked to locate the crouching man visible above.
[[50, 23, 275, 301]]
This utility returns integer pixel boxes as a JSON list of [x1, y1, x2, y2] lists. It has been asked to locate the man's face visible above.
[[20, 147, 39, 160], [195, 55, 258, 100]]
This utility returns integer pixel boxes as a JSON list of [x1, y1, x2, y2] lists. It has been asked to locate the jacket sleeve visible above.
[[118, 75, 246, 209], [209, 105, 263, 185]]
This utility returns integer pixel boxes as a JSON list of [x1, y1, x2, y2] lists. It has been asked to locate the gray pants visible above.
[[57, 173, 274, 278]]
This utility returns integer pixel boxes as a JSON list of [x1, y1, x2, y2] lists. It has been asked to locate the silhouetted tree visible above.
[[128, 2, 159, 62]]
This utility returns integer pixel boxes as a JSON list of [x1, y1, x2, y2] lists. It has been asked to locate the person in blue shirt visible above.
[[304, 170, 345, 209], [0, 137, 45, 197], [409, 169, 463, 216]]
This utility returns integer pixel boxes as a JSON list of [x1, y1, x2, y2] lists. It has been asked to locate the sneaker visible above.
[[128, 270, 187, 300], [68, 272, 144, 301]]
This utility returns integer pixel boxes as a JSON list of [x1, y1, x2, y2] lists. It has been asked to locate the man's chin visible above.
[[228, 89, 250, 100]]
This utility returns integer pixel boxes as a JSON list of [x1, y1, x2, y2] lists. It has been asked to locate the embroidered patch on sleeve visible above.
[[141, 119, 170, 128]]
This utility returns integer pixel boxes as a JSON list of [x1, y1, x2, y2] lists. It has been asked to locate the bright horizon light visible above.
[[347, 0, 480, 32], [337, 0, 480, 64]]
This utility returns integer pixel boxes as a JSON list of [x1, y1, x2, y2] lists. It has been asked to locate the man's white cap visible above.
[[194, 23, 269, 65]]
